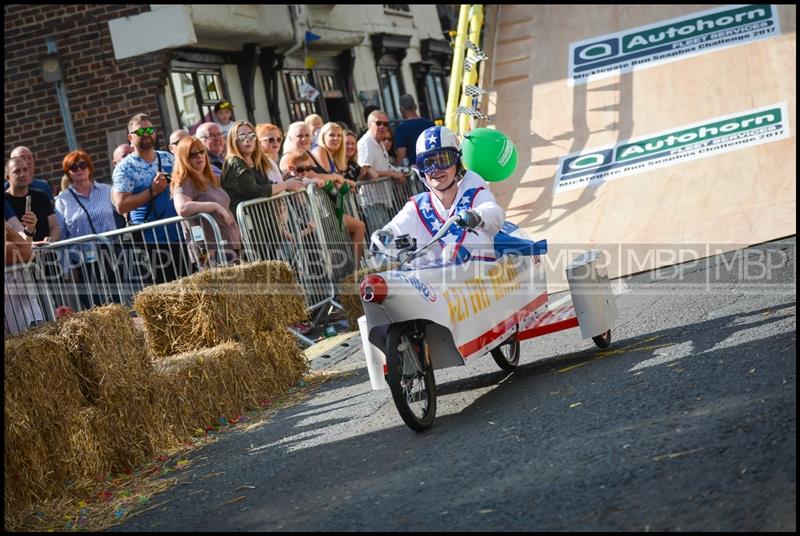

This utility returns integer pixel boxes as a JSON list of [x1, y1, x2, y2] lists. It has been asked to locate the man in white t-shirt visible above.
[[357, 110, 407, 230], [357, 110, 406, 182]]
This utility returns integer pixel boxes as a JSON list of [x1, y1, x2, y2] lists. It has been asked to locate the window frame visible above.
[[168, 61, 229, 133], [423, 69, 448, 123], [376, 63, 406, 124], [383, 4, 412, 16], [281, 68, 323, 124]]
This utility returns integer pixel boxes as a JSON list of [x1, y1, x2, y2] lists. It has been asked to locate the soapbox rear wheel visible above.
[[592, 329, 612, 349], [490, 334, 520, 372], [385, 323, 436, 432]]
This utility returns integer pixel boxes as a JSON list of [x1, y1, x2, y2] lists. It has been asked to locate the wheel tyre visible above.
[[385, 324, 437, 432], [592, 329, 612, 349], [490, 336, 520, 372]]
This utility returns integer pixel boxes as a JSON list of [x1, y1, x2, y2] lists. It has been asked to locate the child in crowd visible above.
[[214, 101, 235, 138], [276, 150, 319, 264]]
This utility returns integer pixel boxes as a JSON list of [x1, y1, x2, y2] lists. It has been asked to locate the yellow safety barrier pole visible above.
[[458, 4, 484, 136], [445, 5, 471, 132]]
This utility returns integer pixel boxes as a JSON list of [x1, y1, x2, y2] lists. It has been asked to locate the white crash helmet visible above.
[[415, 125, 461, 160]]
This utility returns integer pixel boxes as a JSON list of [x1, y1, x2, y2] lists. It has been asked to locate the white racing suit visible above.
[[383, 170, 504, 265]]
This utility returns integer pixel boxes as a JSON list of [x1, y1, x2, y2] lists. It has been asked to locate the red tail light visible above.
[[360, 274, 388, 304]]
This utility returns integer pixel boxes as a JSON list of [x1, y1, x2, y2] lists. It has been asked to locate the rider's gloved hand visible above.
[[371, 228, 395, 250], [456, 209, 482, 230]]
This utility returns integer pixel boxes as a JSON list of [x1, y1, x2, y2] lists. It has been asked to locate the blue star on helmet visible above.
[[426, 133, 438, 148]]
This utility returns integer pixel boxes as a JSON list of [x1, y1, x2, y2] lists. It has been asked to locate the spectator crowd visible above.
[[5, 95, 433, 334]]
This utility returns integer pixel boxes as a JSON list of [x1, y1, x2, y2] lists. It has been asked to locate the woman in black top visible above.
[[220, 120, 304, 215]]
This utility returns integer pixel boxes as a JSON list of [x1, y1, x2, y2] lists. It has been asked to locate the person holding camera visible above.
[[112, 113, 190, 284]]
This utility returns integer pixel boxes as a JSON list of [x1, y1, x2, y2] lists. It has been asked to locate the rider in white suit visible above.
[[373, 126, 504, 264]]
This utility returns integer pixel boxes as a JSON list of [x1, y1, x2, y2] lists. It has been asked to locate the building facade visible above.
[[4, 4, 456, 188]]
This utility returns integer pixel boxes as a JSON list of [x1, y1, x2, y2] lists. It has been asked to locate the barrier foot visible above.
[[288, 327, 315, 347]]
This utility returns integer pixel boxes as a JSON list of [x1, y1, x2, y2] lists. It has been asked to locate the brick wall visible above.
[[4, 5, 173, 188]]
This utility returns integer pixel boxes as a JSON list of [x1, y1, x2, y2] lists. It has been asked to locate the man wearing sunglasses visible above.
[[112, 113, 187, 283], [371, 125, 503, 264], [357, 110, 408, 185], [356, 110, 408, 230]]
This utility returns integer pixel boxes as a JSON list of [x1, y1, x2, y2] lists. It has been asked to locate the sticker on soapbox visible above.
[[391, 272, 437, 302]]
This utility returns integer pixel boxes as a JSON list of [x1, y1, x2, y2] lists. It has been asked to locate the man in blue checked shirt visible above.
[[112, 113, 191, 284]]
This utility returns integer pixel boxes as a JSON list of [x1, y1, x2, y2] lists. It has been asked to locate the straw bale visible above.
[[54, 304, 170, 469], [152, 342, 268, 436], [134, 261, 308, 357], [56, 304, 150, 401], [251, 327, 308, 388], [152, 329, 307, 437], [4, 333, 97, 514]]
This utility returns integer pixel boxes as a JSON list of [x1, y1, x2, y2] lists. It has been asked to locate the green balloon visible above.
[[461, 128, 518, 182]]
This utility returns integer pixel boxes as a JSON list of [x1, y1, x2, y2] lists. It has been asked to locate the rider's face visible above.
[[426, 163, 458, 191]]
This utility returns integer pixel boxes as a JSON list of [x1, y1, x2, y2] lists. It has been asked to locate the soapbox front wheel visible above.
[[385, 323, 436, 432], [490, 335, 520, 372], [592, 329, 612, 349]]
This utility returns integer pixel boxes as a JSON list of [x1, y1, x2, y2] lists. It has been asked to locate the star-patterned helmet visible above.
[[415, 126, 462, 174]]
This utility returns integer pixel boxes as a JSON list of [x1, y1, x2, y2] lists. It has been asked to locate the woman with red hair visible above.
[[171, 136, 242, 264], [54, 150, 122, 308], [54, 150, 119, 239]]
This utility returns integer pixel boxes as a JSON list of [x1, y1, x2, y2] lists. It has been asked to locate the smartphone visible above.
[[25, 195, 31, 214]]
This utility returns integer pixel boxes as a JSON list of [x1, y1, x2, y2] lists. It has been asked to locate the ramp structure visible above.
[[476, 5, 796, 288]]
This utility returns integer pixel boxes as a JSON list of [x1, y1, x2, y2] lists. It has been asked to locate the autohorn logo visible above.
[[568, 5, 780, 85], [554, 103, 788, 193]]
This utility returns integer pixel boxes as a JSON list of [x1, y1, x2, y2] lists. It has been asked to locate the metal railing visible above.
[[356, 173, 426, 235], [306, 183, 365, 285], [6, 177, 428, 337], [4, 214, 227, 335], [4, 261, 54, 334], [96, 213, 228, 305], [237, 189, 335, 313]]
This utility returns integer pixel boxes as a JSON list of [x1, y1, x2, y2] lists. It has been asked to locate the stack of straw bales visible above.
[[134, 261, 307, 356], [4, 304, 163, 517], [136, 260, 309, 437], [57, 305, 171, 468], [5, 261, 310, 523]]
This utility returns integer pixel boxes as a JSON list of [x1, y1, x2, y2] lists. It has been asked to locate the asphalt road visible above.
[[110, 238, 796, 532]]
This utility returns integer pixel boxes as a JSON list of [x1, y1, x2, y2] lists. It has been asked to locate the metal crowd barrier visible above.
[[356, 172, 427, 235], [35, 233, 124, 314], [98, 213, 228, 305], [306, 183, 366, 285], [4, 261, 55, 334], [236, 189, 335, 313], [4, 214, 227, 335]]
